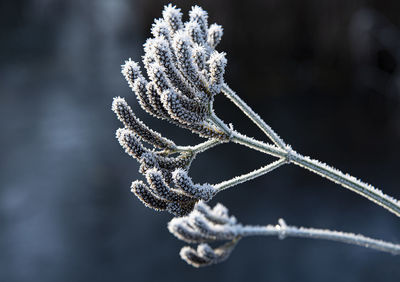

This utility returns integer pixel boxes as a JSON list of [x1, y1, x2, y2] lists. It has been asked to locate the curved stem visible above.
[[221, 84, 287, 149], [214, 158, 286, 192], [239, 219, 400, 255]]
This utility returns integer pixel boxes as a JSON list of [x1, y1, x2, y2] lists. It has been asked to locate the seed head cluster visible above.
[[113, 4, 228, 216], [168, 201, 240, 267], [121, 4, 228, 140]]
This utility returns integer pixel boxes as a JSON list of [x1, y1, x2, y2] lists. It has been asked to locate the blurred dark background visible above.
[[1, 0, 400, 281]]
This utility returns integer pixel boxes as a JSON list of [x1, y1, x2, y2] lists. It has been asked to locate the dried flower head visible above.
[[168, 201, 240, 267], [113, 4, 231, 216], [121, 4, 229, 140]]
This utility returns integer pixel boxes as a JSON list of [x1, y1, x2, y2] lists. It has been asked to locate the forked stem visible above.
[[221, 84, 287, 149], [210, 88, 400, 218]]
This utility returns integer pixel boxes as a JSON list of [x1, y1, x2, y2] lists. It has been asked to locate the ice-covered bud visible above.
[[190, 210, 237, 240], [167, 201, 196, 217], [185, 21, 206, 46], [197, 243, 217, 261], [112, 97, 176, 149], [195, 201, 237, 225], [207, 24, 223, 48], [152, 37, 194, 97], [161, 89, 207, 124], [121, 59, 144, 88], [130, 76, 158, 117], [180, 241, 238, 268], [192, 44, 207, 71], [116, 128, 146, 160], [208, 51, 227, 94], [131, 180, 167, 211], [172, 168, 216, 201], [154, 152, 194, 170], [189, 5, 208, 41], [146, 81, 170, 119], [162, 4, 183, 33], [168, 217, 213, 243], [147, 63, 171, 94], [151, 19, 172, 41], [146, 168, 194, 202], [173, 31, 207, 91]]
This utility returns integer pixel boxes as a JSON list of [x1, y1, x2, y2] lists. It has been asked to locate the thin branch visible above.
[[239, 219, 400, 255], [221, 84, 287, 149], [289, 151, 400, 218], [217, 119, 400, 218], [214, 158, 286, 192], [175, 138, 221, 154]]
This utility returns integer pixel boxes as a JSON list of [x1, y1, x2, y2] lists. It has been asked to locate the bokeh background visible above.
[[1, 0, 400, 281]]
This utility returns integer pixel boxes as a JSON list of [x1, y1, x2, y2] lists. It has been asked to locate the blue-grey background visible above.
[[1, 0, 400, 281]]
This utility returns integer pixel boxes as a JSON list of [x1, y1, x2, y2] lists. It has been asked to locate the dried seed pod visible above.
[[189, 6, 208, 41], [197, 243, 218, 261], [151, 19, 172, 42], [131, 180, 168, 211], [121, 59, 145, 89], [154, 152, 194, 170], [168, 217, 214, 243], [162, 4, 183, 33], [173, 31, 207, 92], [185, 21, 206, 46], [147, 63, 171, 94], [180, 246, 210, 267], [207, 24, 223, 48], [151, 37, 195, 98], [208, 51, 227, 94], [167, 201, 196, 217], [180, 241, 238, 268], [192, 44, 207, 71], [116, 128, 146, 160], [190, 210, 237, 240], [195, 201, 237, 225], [131, 76, 160, 117], [112, 97, 176, 150], [161, 90, 207, 124], [146, 168, 194, 202], [172, 168, 216, 201], [187, 122, 229, 140], [146, 81, 170, 119]]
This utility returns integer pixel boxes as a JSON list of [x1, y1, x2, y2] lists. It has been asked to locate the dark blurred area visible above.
[[1, 0, 400, 281]]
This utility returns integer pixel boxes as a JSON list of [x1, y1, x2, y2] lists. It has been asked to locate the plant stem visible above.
[[214, 158, 286, 192], [239, 219, 400, 255], [217, 85, 400, 218], [175, 138, 221, 154], [221, 84, 286, 149], [232, 130, 400, 218]]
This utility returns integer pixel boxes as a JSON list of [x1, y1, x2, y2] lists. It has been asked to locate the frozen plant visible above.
[[113, 4, 400, 266], [169, 201, 400, 267]]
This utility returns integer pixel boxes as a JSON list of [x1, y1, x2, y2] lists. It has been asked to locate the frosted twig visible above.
[[221, 84, 287, 149], [169, 202, 400, 267], [214, 158, 286, 192]]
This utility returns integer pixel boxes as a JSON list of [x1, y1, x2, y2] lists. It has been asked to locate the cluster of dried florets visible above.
[[168, 201, 240, 267], [112, 97, 216, 216], [112, 4, 232, 216], [121, 4, 228, 140]]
